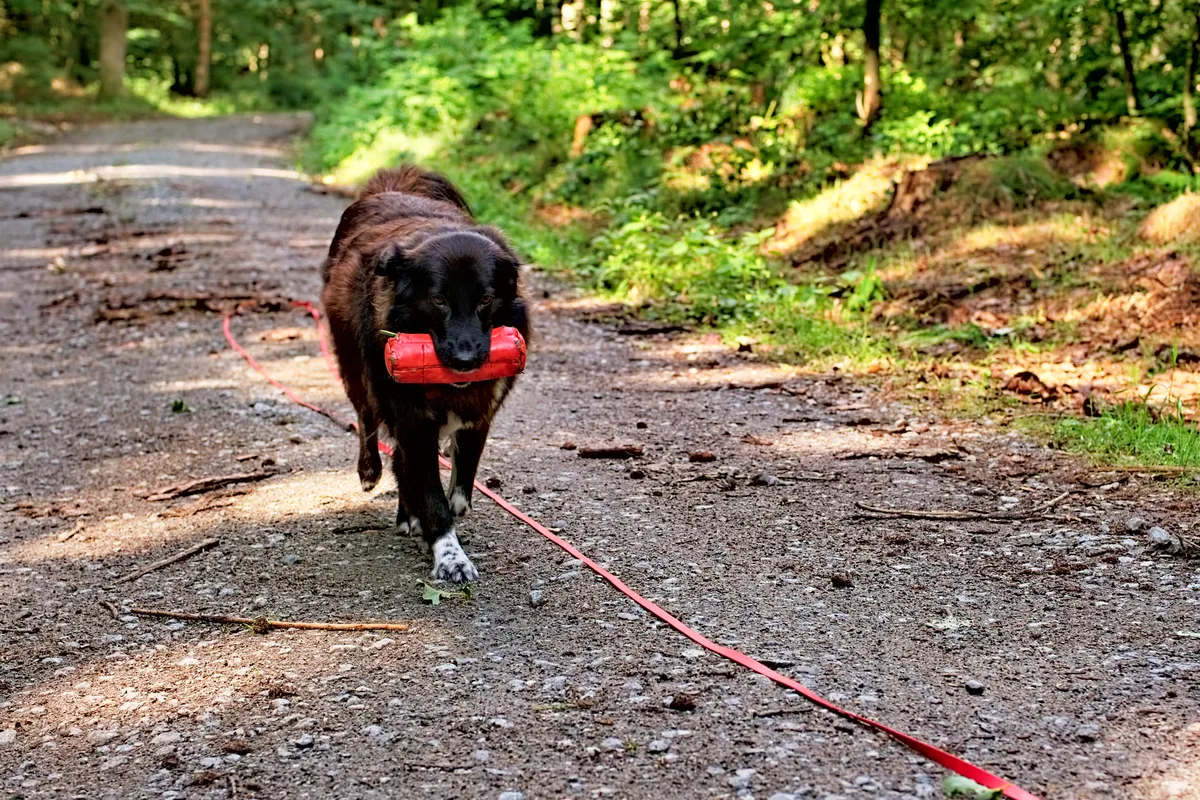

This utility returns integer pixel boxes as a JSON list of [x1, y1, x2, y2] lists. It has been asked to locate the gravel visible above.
[[0, 115, 1195, 800]]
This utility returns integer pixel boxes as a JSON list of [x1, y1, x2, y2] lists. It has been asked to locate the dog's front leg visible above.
[[393, 426, 478, 583], [447, 421, 489, 520]]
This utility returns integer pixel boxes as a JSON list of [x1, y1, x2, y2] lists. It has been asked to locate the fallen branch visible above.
[[99, 600, 120, 619], [578, 444, 644, 459], [113, 538, 221, 584], [1095, 464, 1200, 475], [141, 469, 278, 501], [854, 491, 1069, 522], [129, 607, 410, 633]]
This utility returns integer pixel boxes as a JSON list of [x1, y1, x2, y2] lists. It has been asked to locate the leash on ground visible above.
[[223, 302, 1042, 800]]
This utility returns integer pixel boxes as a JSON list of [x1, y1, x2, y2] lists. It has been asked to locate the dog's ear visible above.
[[492, 253, 520, 298], [373, 244, 409, 278]]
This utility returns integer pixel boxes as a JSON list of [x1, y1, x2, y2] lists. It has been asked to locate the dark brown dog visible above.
[[321, 165, 530, 582]]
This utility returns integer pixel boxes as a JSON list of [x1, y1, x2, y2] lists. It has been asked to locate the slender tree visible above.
[[195, 0, 212, 97], [1111, 2, 1139, 115], [1185, 6, 1200, 156], [98, 0, 127, 100], [858, 0, 883, 130]]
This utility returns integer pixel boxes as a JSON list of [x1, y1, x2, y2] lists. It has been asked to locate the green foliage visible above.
[[1056, 397, 1200, 467], [955, 155, 1078, 212]]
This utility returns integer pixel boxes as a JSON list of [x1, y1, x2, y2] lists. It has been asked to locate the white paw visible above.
[[361, 474, 380, 492], [431, 529, 478, 583], [449, 488, 471, 519], [394, 516, 421, 537]]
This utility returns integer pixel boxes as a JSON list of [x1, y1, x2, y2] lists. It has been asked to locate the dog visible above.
[[320, 165, 530, 582]]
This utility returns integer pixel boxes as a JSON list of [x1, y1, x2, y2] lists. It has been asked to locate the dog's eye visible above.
[[478, 295, 493, 308], [431, 295, 446, 307]]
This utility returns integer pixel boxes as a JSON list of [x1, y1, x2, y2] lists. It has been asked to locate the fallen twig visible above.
[[113, 538, 221, 584], [854, 491, 1070, 522], [141, 469, 278, 502], [129, 607, 410, 632], [1095, 464, 1200, 475], [578, 444, 644, 459], [99, 600, 120, 619], [56, 521, 86, 542]]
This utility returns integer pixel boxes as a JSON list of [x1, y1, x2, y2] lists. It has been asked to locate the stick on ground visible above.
[[130, 608, 410, 632], [578, 444, 644, 459], [141, 469, 278, 502], [855, 491, 1069, 522], [113, 537, 221, 584]]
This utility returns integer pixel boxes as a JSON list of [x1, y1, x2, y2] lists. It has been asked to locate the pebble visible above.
[[498, 793, 525, 800], [293, 734, 314, 748], [831, 572, 853, 588], [0, 730, 15, 745], [647, 739, 669, 753], [1149, 527, 1183, 554], [601, 737, 624, 751], [87, 730, 119, 745], [1076, 723, 1101, 742], [282, 554, 300, 565], [371, 638, 394, 649], [1126, 516, 1146, 533], [150, 732, 182, 746], [529, 589, 546, 607], [964, 679, 985, 696], [728, 768, 756, 790], [551, 520, 566, 530]]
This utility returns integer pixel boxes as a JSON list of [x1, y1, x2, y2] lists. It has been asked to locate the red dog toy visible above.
[[384, 326, 527, 384]]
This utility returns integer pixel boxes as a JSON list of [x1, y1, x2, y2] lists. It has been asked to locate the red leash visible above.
[[224, 304, 1041, 800]]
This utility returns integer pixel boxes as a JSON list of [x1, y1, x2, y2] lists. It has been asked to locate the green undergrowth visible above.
[[1055, 398, 1200, 469]]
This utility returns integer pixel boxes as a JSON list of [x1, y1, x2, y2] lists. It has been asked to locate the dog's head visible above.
[[375, 229, 521, 373]]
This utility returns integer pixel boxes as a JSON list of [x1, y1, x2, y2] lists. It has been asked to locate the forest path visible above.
[[0, 114, 1196, 800]]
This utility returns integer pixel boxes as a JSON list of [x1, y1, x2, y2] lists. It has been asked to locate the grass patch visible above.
[[1055, 399, 1200, 467]]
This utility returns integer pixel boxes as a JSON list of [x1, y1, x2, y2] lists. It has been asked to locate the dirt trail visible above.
[[1, 115, 1197, 800]]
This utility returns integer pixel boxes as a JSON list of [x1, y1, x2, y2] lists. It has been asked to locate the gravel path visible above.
[[1, 115, 1197, 800]]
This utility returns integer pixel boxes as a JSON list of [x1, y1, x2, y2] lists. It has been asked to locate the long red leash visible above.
[[224, 304, 1042, 800]]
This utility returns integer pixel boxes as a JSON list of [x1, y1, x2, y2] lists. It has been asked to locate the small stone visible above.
[[727, 768, 756, 790], [628, 469, 645, 479], [647, 739, 669, 753], [0, 730, 15, 745], [964, 679, 985, 696], [1076, 723, 1101, 743], [560, 441, 577, 451], [529, 589, 547, 607], [362, 724, 382, 737], [1149, 527, 1183, 554], [223, 738, 252, 755], [521, 485, 537, 495], [151, 732, 182, 746], [831, 572, 853, 588], [668, 693, 696, 711], [87, 729, 119, 745], [252, 596, 268, 608], [550, 520, 566, 531], [689, 450, 717, 463], [498, 793, 525, 800], [1125, 516, 1146, 533], [636, 421, 648, 429], [601, 737, 624, 751], [282, 554, 300, 565], [293, 733, 314, 748], [485, 476, 503, 489], [474, 749, 490, 762], [751, 471, 778, 486], [371, 638, 394, 649]]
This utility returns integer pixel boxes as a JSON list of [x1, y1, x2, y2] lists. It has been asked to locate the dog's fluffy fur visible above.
[[321, 165, 530, 582]]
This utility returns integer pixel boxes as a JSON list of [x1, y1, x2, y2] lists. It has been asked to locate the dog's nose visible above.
[[449, 344, 485, 372]]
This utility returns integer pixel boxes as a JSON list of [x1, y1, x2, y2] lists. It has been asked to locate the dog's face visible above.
[[376, 231, 519, 373]]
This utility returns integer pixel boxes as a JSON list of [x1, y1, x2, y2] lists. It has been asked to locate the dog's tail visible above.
[[359, 165, 471, 213]]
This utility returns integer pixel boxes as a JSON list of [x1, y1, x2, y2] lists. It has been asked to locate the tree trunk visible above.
[[858, 0, 883, 130], [672, 0, 684, 54], [194, 0, 212, 97], [1112, 4, 1139, 115], [1185, 9, 1200, 156], [98, 0, 127, 101]]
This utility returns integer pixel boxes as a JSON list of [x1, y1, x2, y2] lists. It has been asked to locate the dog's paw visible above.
[[448, 487, 471, 519], [431, 530, 478, 583], [358, 456, 382, 492]]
